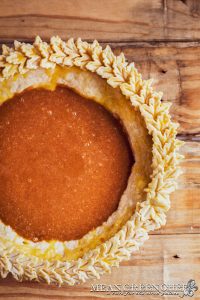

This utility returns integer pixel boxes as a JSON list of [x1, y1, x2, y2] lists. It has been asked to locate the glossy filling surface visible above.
[[0, 87, 133, 241]]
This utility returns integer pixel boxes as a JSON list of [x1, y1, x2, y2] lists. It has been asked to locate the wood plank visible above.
[[112, 44, 200, 135], [0, 0, 200, 297], [0, 234, 199, 299], [0, 0, 200, 42], [155, 141, 200, 234], [0, 41, 199, 297]]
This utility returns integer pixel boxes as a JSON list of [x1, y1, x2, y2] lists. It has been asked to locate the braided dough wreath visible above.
[[0, 36, 183, 285]]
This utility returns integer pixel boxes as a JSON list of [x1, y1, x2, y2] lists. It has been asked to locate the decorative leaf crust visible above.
[[0, 36, 183, 286]]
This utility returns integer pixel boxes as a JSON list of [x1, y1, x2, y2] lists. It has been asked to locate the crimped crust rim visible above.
[[0, 36, 183, 286]]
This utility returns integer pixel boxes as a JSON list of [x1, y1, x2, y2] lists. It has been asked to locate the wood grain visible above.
[[0, 1, 200, 298], [111, 44, 200, 135], [0, 234, 199, 299], [155, 141, 200, 234], [0, 0, 200, 42], [0, 42, 199, 298]]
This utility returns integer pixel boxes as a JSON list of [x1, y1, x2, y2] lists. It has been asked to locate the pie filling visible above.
[[0, 86, 133, 242]]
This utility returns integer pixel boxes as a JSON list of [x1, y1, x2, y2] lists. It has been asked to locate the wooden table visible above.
[[0, 0, 200, 299]]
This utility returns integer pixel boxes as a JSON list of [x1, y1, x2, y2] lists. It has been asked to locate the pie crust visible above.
[[0, 36, 183, 285]]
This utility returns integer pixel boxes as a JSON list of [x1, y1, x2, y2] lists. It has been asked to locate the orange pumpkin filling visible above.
[[0, 87, 133, 241]]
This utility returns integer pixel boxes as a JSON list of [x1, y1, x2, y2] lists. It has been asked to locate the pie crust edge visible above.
[[0, 66, 153, 261], [0, 36, 183, 285]]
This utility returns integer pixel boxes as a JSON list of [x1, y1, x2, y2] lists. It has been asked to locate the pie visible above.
[[0, 36, 183, 285]]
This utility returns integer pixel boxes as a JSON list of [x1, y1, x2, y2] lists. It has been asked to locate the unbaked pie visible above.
[[0, 36, 183, 285]]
